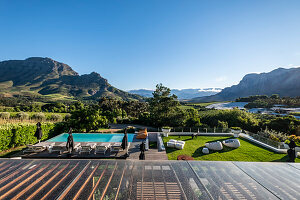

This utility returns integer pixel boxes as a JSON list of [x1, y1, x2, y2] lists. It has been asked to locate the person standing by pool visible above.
[[122, 128, 129, 157], [66, 128, 74, 153]]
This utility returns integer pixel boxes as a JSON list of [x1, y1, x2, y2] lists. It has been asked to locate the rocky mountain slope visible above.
[[189, 67, 300, 102], [0, 57, 143, 101]]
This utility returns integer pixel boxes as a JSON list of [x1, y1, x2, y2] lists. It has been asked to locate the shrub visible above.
[[287, 135, 300, 146], [231, 127, 242, 130], [0, 123, 56, 151], [16, 112, 29, 120], [32, 112, 46, 121], [258, 128, 288, 142], [162, 126, 172, 129], [0, 112, 10, 119], [64, 113, 71, 121], [217, 120, 228, 129], [126, 126, 136, 133], [49, 114, 63, 121]]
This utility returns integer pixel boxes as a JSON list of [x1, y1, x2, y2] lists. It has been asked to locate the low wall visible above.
[[239, 133, 287, 154], [147, 132, 158, 142], [168, 132, 233, 137], [157, 134, 165, 151]]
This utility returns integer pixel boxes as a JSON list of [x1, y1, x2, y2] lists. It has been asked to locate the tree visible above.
[[149, 83, 182, 127], [270, 94, 280, 99], [68, 107, 108, 132]]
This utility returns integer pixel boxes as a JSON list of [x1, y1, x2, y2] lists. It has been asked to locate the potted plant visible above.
[[162, 126, 171, 137], [231, 127, 242, 137]]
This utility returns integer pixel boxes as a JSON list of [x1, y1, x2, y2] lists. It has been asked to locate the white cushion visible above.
[[175, 143, 185, 150], [205, 141, 223, 151], [202, 147, 209, 154], [176, 140, 185, 145], [169, 139, 177, 143], [167, 141, 176, 148], [222, 139, 240, 148]]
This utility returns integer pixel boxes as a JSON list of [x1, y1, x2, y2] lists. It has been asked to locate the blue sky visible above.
[[1, 0, 300, 90]]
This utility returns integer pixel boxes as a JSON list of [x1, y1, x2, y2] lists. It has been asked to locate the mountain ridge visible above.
[[0, 57, 143, 101], [189, 67, 300, 102], [129, 88, 222, 99]]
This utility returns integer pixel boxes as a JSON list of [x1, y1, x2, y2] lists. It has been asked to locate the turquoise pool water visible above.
[[47, 133, 135, 143]]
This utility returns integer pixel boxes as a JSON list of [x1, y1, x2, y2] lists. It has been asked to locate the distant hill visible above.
[[129, 88, 222, 100], [189, 67, 300, 103], [0, 57, 143, 101]]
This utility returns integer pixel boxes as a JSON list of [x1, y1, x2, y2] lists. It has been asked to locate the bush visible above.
[[64, 113, 71, 121], [287, 135, 300, 146], [49, 114, 63, 121], [126, 126, 136, 133], [32, 112, 46, 121], [230, 127, 242, 130], [0, 112, 10, 119], [0, 123, 56, 151], [16, 112, 30, 120]]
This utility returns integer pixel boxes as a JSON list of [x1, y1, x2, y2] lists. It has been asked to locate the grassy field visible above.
[[188, 101, 230, 107], [163, 135, 300, 162], [7, 112, 68, 118]]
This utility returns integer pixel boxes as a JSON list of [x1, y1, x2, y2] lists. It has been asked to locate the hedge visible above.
[[0, 122, 68, 151]]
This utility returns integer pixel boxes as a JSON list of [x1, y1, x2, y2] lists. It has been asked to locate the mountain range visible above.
[[1, 57, 299, 103], [128, 88, 222, 100], [0, 57, 143, 101], [189, 67, 300, 102]]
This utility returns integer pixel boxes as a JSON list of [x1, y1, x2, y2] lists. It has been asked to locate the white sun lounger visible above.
[[79, 143, 96, 154], [23, 145, 45, 153], [48, 142, 80, 154], [94, 143, 111, 155], [23, 142, 55, 154], [111, 142, 122, 153]]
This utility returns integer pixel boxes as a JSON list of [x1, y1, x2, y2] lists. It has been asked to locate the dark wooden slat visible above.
[[0, 163, 50, 199], [57, 162, 90, 200], [114, 165, 127, 200], [11, 163, 60, 200], [27, 163, 71, 200], [40, 163, 79, 200], [0, 163, 42, 190], [73, 163, 100, 200], [87, 164, 108, 200], [100, 162, 117, 200]]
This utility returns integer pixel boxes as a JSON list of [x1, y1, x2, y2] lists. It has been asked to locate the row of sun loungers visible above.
[[24, 142, 129, 155]]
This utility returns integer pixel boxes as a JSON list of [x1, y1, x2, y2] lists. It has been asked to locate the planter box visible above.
[[162, 128, 171, 137], [231, 129, 241, 137]]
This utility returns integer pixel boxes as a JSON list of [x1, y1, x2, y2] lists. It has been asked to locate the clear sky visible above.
[[1, 0, 300, 90]]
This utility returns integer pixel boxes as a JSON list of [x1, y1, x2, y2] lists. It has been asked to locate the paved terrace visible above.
[[0, 159, 299, 200]]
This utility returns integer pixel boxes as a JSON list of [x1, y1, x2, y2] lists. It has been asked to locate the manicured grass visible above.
[[0, 146, 26, 158], [163, 135, 300, 162]]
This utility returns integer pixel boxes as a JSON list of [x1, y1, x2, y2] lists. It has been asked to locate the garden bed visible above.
[[163, 135, 300, 162]]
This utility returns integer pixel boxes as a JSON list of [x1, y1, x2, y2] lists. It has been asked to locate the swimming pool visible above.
[[47, 133, 135, 143]]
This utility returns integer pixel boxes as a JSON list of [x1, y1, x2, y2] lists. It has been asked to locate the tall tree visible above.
[[149, 83, 182, 126]]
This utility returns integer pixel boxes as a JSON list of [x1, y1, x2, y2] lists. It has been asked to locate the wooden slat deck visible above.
[[0, 159, 299, 200]]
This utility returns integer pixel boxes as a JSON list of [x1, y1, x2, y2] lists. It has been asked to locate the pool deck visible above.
[[21, 136, 150, 159]]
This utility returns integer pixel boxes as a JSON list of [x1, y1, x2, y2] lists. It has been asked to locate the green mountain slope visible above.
[[0, 57, 143, 101]]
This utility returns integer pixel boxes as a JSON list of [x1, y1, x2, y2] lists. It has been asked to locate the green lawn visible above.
[[0, 146, 26, 158], [163, 135, 300, 162]]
